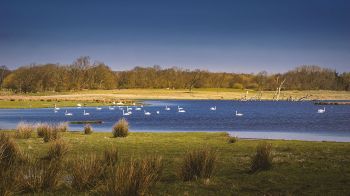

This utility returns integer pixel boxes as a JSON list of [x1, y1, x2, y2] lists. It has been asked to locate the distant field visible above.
[[3, 131, 350, 195], [0, 89, 349, 108]]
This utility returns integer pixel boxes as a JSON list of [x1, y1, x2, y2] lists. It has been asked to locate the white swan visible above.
[[178, 108, 186, 113], [165, 106, 171, 111], [210, 106, 216, 111], [65, 110, 73, 116], [178, 106, 183, 110], [144, 110, 151, 115], [109, 106, 115, 110], [235, 110, 243, 116], [77, 103, 82, 108], [83, 110, 90, 116], [54, 104, 60, 110], [123, 110, 130, 116], [156, 111, 160, 114], [96, 107, 102, 110], [317, 107, 326, 113], [135, 107, 142, 111]]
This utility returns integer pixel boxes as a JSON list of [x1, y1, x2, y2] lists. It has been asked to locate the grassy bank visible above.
[[2, 131, 350, 195], [0, 89, 349, 108]]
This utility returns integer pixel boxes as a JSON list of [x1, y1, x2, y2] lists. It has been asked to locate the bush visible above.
[[0, 133, 24, 166], [71, 154, 104, 191], [43, 127, 60, 143], [112, 118, 129, 137], [228, 136, 238, 143], [179, 149, 217, 181], [56, 122, 68, 132], [84, 124, 93, 135], [250, 142, 273, 172], [103, 147, 119, 166], [44, 140, 69, 161], [100, 156, 163, 196], [15, 122, 34, 139], [36, 123, 51, 138]]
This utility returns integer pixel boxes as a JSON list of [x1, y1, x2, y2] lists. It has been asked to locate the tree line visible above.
[[0, 56, 349, 93]]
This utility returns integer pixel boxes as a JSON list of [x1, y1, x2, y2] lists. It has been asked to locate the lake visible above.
[[0, 100, 349, 142]]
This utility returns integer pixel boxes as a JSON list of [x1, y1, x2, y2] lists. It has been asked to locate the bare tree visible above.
[[186, 69, 203, 92]]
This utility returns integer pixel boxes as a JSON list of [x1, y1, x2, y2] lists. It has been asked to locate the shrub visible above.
[[180, 149, 217, 181], [112, 118, 129, 137], [15, 122, 34, 139], [100, 156, 163, 196], [17, 159, 62, 193], [71, 154, 104, 191], [103, 147, 119, 166], [250, 142, 273, 172], [0, 133, 24, 166], [36, 123, 51, 138], [43, 128, 60, 143], [56, 122, 68, 132], [44, 140, 69, 161], [84, 124, 93, 135], [228, 136, 238, 143]]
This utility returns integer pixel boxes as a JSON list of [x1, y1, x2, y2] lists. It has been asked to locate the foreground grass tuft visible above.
[[180, 148, 217, 181], [0, 133, 24, 166], [71, 154, 104, 191], [103, 147, 119, 166], [100, 156, 163, 196], [112, 118, 129, 137], [228, 136, 238, 143], [250, 142, 273, 172], [43, 128, 60, 143], [56, 122, 68, 132], [44, 139, 69, 161], [15, 122, 34, 139]]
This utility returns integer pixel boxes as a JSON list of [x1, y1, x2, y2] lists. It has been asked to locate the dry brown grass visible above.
[[84, 124, 93, 135], [112, 118, 129, 137], [15, 122, 34, 139], [0, 133, 24, 166], [44, 139, 69, 161], [100, 156, 163, 196], [103, 147, 119, 166], [56, 122, 68, 132], [250, 142, 273, 172], [42, 127, 60, 143], [180, 148, 217, 181], [70, 154, 105, 191]]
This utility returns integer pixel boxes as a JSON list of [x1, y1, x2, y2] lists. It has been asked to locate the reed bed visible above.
[[15, 122, 35, 139], [112, 118, 129, 137]]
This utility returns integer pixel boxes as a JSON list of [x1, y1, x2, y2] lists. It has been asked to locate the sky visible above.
[[1, 0, 350, 73]]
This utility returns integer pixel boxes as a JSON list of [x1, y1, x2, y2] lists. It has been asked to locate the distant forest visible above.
[[0, 56, 349, 93]]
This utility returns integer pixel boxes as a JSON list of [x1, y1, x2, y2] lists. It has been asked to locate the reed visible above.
[[0, 133, 24, 166], [36, 123, 51, 138], [112, 118, 129, 137], [56, 122, 68, 132], [103, 147, 119, 166], [44, 139, 69, 161], [42, 127, 60, 143]]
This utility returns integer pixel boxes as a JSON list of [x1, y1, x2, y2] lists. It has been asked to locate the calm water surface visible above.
[[0, 100, 349, 142]]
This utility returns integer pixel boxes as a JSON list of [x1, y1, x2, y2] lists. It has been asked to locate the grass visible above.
[[250, 142, 273, 172], [15, 122, 35, 139], [112, 118, 129, 137], [83, 124, 93, 135], [1, 89, 349, 108], [180, 148, 217, 181], [0, 131, 349, 195]]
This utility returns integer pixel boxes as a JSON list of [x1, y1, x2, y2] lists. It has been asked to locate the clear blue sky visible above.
[[1, 0, 349, 73]]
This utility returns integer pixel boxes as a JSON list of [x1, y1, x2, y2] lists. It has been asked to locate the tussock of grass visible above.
[[0, 133, 24, 166], [100, 156, 163, 196], [15, 122, 34, 139], [71, 154, 104, 191], [44, 139, 69, 161], [180, 148, 217, 181], [112, 118, 129, 137], [17, 159, 62, 193], [228, 136, 238, 143], [36, 123, 51, 138], [250, 142, 273, 172], [84, 124, 93, 135], [43, 128, 60, 143], [56, 122, 68, 132], [103, 147, 119, 166]]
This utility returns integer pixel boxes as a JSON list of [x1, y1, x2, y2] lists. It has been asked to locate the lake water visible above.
[[0, 100, 349, 142]]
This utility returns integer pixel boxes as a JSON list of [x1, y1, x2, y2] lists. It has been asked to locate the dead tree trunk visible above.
[[274, 78, 286, 101]]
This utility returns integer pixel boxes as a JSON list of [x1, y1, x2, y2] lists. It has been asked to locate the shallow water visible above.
[[0, 100, 349, 142]]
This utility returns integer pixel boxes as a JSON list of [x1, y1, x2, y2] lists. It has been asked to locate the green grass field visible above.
[[5, 131, 350, 195]]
